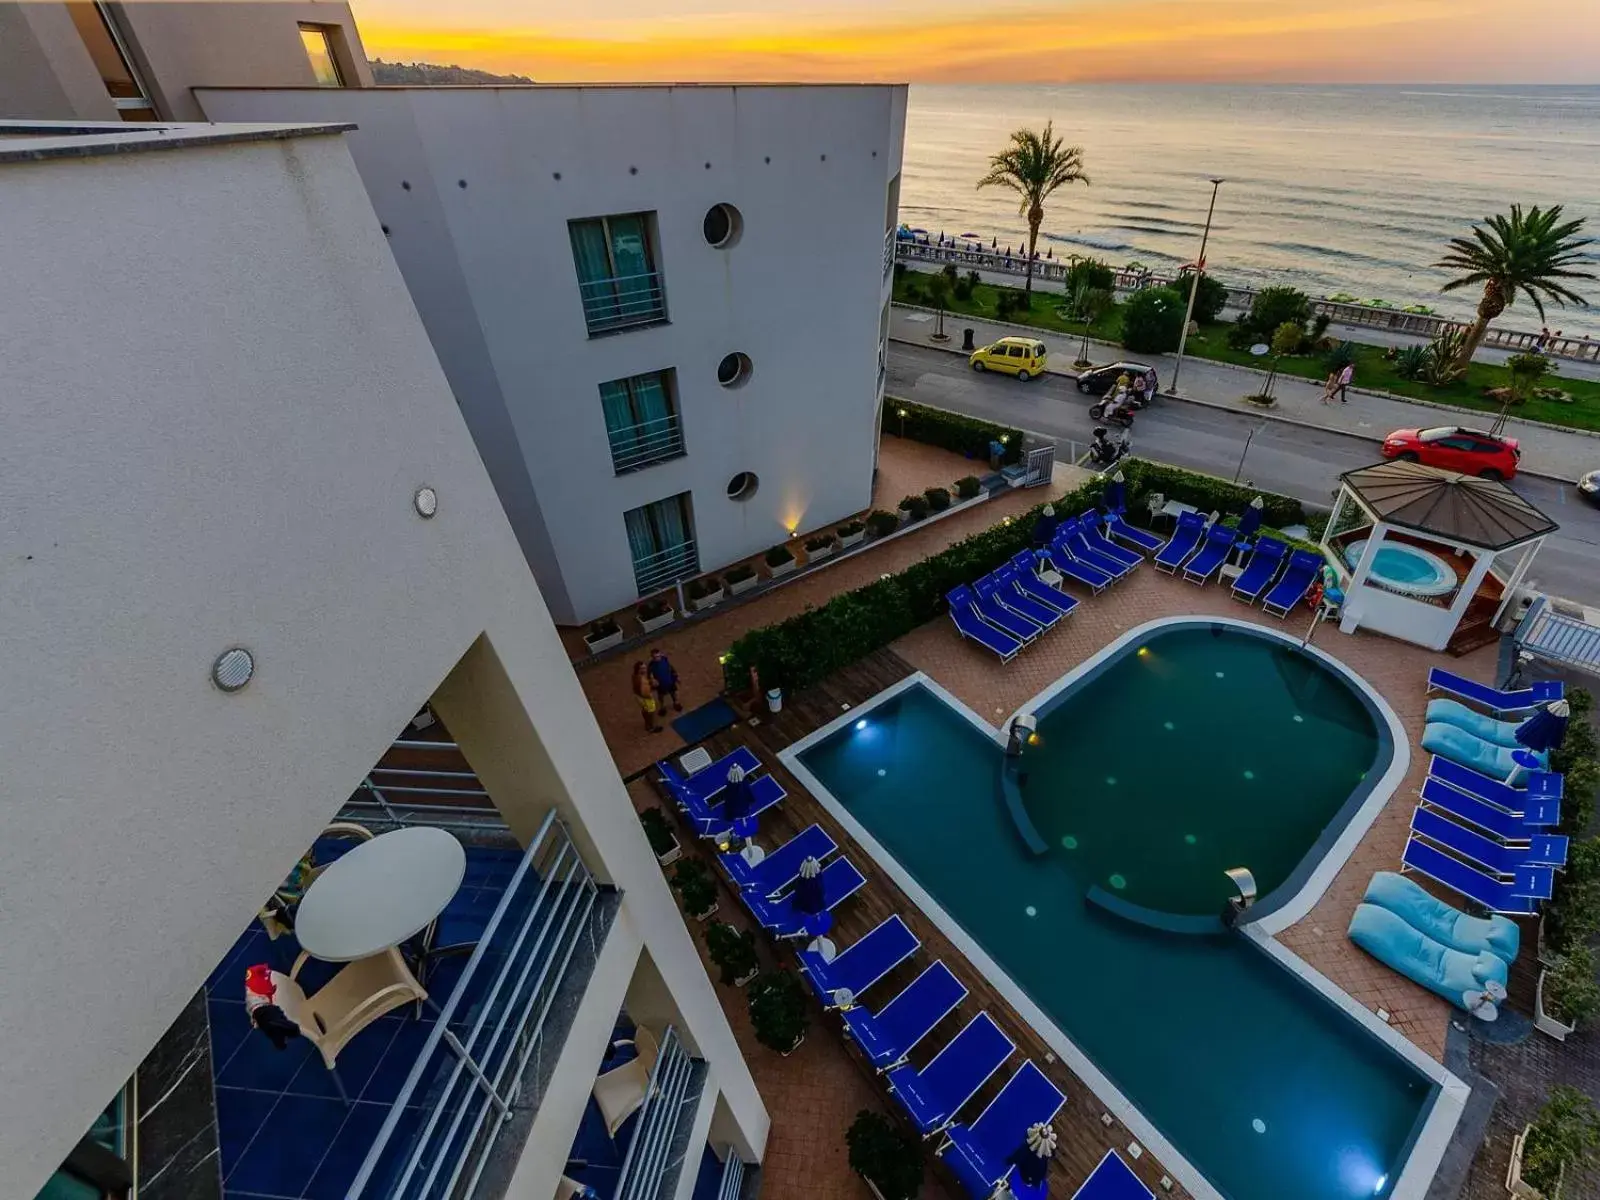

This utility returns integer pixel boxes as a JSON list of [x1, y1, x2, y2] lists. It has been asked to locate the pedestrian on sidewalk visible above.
[[1335, 361, 1354, 403], [632, 661, 661, 734], [1535, 326, 1551, 352], [649, 647, 683, 714], [1320, 371, 1337, 404]]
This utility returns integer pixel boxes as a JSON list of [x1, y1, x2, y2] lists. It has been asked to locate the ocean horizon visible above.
[[901, 83, 1600, 330]]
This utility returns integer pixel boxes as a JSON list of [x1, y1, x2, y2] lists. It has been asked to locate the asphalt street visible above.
[[886, 341, 1600, 608]]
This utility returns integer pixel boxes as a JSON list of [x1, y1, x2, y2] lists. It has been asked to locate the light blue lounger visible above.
[[1421, 777, 1558, 843], [719, 824, 836, 895], [886, 1012, 1015, 1136], [1041, 543, 1115, 594], [1427, 667, 1562, 716], [1422, 722, 1547, 781], [1153, 511, 1205, 573], [743, 857, 867, 937], [1261, 549, 1323, 617], [1425, 698, 1525, 748], [1070, 1150, 1155, 1200], [1401, 838, 1552, 914], [1182, 524, 1236, 584], [1100, 510, 1164, 554], [1363, 870, 1519, 963], [1231, 537, 1287, 603], [842, 961, 967, 1071], [1411, 806, 1568, 874], [1076, 512, 1142, 569], [797, 914, 919, 1007], [1006, 556, 1082, 613], [938, 1061, 1067, 1200], [1348, 903, 1509, 1012], [1429, 755, 1563, 813]]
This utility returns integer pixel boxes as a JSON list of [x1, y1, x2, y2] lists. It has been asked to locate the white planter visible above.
[[691, 902, 720, 923], [1535, 970, 1577, 1041], [690, 589, 725, 612], [584, 629, 624, 655], [898, 509, 914, 525], [767, 559, 797, 579], [1508, 1124, 1562, 1198], [838, 530, 865, 549], [733, 966, 759, 988], [655, 839, 682, 868], [806, 544, 836, 563], [726, 574, 759, 596], [1537, 915, 1561, 968], [638, 609, 677, 634], [779, 1031, 806, 1057]]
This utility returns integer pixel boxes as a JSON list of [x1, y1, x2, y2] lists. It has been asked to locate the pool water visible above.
[[796, 627, 1432, 1200], [1344, 539, 1456, 597]]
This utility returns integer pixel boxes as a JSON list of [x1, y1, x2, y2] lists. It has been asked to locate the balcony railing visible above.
[[717, 1154, 747, 1200], [615, 1027, 698, 1200], [632, 538, 699, 596], [883, 228, 895, 279], [348, 809, 602, 1199], [609, 413, 686, 474], [580, 271, 667, 335]]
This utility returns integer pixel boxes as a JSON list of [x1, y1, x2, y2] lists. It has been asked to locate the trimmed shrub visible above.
[[686, 576, 722, 601], [1242, 286, 1311, 338], [637, 597, 672, 621], [804, 534, 836, 554], [764, 544, 795, 568], [748, 970, 809, 1052], [882, 400, 1022, 464], [941, 262, 959, 284], [955, 475, 982, 499], [837, 519, 865, 539], [705, 921, 759, 986], [724, 562, 756, 585], [866, 510, 900, 538], [1116, 458, 1306, 528], [847, 1110, 924, 1200], [898, 494, 931, 522], [1121, 286, 1186, 353], [1270, 321, 1304, 357], [670, 858, 717, 918], [1065, 257, 1115, 293], [1171, 270, 1228, 323], [924, 486, 952, 512], [1523, 1086, 1600, 1194], [1324, 340, 1358, 372], [587, 616, 620, 640], [639, 807, 677, 858]]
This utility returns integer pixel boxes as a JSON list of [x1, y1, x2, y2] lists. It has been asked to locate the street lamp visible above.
[[897, 407, 908, 438], [1167, 177, 1224, 397]]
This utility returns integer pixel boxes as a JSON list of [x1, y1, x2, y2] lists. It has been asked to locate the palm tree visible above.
[[1437, 204, 1594, 372], [977, 122, 1089, 296]]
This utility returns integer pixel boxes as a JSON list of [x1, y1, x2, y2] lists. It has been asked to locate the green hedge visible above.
[[1114, 459, 1307, 528], [884, 399, 1023, 466]]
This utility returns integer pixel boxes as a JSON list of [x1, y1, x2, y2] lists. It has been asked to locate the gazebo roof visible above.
[[1339, 460, 1557, 551]]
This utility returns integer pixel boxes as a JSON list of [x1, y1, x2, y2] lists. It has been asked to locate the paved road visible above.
[[887, 341, 1600, 609]]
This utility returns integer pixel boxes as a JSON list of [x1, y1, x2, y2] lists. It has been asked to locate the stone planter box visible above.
[[584, 628, 624, 655], [726, 574, 759, 596], [838, 530, 865, 549], [767, 559, 797, 580], [1535, 970, 1576, 1042], [732, 966, 759, 988], [654, 836, 682, 868], [1508, 1124, 1563, 1198], [779, 1031, 806, 1057], [806, 544, 836, 564], [1537, 915, 1561, 968], [690, 589, 724, 612], [638, 609, 677, 634], [690, 901, 719, 923]]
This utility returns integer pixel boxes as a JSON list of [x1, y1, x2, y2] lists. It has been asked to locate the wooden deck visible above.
[[652, 648, 1190, 1200]]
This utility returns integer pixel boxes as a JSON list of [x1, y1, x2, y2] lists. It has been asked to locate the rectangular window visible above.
[[299, 24, 345, 87], [569, 213, 667, 335], [624, 493, 698, 595], [66, 3, 155, 120], [601, 370, 684, 474], [37, 1090, 132, 1199]]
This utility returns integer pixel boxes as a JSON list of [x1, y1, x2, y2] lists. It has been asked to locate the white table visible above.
[[1156, 499, 1198, 527], [295, 826, 467, 962]]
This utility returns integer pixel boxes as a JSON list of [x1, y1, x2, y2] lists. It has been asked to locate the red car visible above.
[[1380, 425, 1521, 480]]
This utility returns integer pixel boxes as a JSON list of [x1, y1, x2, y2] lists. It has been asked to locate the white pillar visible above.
[[1491, 537, 1543, 627], [1446, 550, 1499, 632], [1338, 521, 1388, 634]]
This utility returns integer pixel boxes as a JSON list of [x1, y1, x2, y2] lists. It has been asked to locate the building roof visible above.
[[0, 121, 352, 166], [1339, 459, 1557, 551]]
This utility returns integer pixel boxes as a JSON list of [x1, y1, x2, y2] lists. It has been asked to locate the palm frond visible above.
[[1435, 202, 1594, 313]]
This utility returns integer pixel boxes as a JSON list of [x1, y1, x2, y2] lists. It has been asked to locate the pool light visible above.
[[1137, 646, 1149, 657], [1374, 1177, 1387, 1196], [855, 718, 868, 731]]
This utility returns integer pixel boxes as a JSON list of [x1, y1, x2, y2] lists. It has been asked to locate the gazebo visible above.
[[1323, 460, 1558, 652]]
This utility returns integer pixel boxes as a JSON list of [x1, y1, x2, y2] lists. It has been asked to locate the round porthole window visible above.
[[703, 203, 743, 248], [717, 352, 753, 388], [727, 472, 759, 501]]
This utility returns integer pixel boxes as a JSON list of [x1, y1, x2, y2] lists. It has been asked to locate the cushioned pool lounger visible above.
[[659, 747, 762, 806], [1411, 805, 1568, 874], [1426, 668, 1562, 716], [1100, 510, 1164, 554], [1348, 902, 1510, 1013], [948, 588, 1024, 662], [1421, 722, 1546, 781], [979, 573, 1060, 632], [1261, 549, 1323, 617], [842, 961, 968, 1071], [683, 773, 786, 838], [1421, 777, 1557, 842], [886, 1012, 1015, 1136], [958, 581, 1040, 643], [1231, 537, 1287, 603], [1425, 698, 1525, 748], [1058, 520, 1134, 579], [1363, 870, 1519, 963], [1076, 512, 1142, 569], [798, 914, 920, 1008], [1401, 837, 1552, 914], [1041, 544, 1115, 594], [1429, 755, 1562, 815], [1006, 556, 1082, 613], [744, 857, 867, 937], [1182, 524, 1236, 585], [1152, 511, 1206, 573], [1069, 1150, 1156, 1200], [938, 1061, 1067, 1200], [720, 824, 836, 895]]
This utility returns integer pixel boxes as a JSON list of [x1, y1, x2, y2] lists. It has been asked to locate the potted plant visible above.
[[637, 597, 677, 634], [639, 806, 681, 866], [670, 858, 719, 921], [705, 920, 760, 987], [1536, 944, 1600, 1041], [866, 510, 900, 539], [1508, 1086, 1600, 1198], [924, 486, 952, 513], [765, 544, 797, 579], [687, 575, 725, 612], [837, 519, 866, 549], [846, 1110, 924, 1200], [955, 475, 982, 500], [897, 494, 930, 524], [805, 534, 838, 563], [747, 969, 809, 1054], [725, 562, 759, 596], [584, 615, 623, 655]]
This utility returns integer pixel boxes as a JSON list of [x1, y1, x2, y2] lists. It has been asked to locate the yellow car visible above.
[[969, 336, 1048, 381]]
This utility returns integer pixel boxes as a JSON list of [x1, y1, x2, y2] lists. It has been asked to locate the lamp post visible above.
[[1167, 177, 1224, 398]]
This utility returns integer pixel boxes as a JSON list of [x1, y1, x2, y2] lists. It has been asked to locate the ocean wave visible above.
[[1042, 232, 1134, 253]]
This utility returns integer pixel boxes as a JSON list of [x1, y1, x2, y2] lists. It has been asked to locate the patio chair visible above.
[[743, 857, 867, 939], [937, 1061, 1067, 1200], [719, 824, 836, 896], [259, 821, 375, 940], [977, 573, 1060, 633], [1428, 754, 1563, 814], [885, 1011, 1015, 1136], [953, 582, 1039, 644], [1005, 557, 1081, 614], [1075, 512, 1142, 569], [592, 1025, 660, 1137], [1400, 837, 1552, 915], [1069, 1150, 1155, 1200], [1099, 509, 1164, 554], [841, 961, 968, 1071], [1182, 524, 1236, 585], [1260, 550, 1324, 617], [1039, 544, 1114, 594], [1420, 776, 1559, 842], [1231, 537, 1287, 604], [272, 946, 429, 1075], [1057, 519, 1134, 580], [1152, 511, 1206, 573], [1426, 668, 1562, 716], [948, 587, 1025, 662], [1411, 805, 1568, 875], [798, 914, 919, 1007]]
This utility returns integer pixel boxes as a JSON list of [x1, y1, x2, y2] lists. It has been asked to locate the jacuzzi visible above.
[[1344, 539, 1457, 597]]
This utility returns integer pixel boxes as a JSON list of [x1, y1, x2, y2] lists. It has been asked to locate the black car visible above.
[[1580, 470, 1600, 506], [1075, 360, 1158, 397]]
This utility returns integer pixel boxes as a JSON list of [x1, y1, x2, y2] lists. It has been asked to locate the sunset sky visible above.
[[353, 0, 1600, 84]]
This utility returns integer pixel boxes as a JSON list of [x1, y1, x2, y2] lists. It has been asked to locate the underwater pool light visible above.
[[1374, 1177, 1387, 1196], [1137, 646, 1149, 657], [855, 718, 868, 731]]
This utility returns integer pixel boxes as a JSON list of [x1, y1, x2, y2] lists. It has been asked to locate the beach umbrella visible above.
[[1104, 472, 1127, 513], [992, 237, 998, 249], [792, 856, 826, 915], [1008, 1122, 1056, 1189], [1515, 700, 1569, 752], [1237, 496, 1265, 539], [1031, 504, 1061, 549], [722, 764, 754, 822]]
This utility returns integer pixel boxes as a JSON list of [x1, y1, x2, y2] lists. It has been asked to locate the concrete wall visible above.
[[0, 126, 764, 1193], [0, 3, 118, 119], [198, 84, 909, 624]]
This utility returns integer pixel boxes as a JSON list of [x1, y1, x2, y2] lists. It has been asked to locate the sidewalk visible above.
[[892, 306, 1600, 482]]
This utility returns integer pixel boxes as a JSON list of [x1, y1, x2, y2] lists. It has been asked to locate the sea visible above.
[[900, 84, 1600, 328]]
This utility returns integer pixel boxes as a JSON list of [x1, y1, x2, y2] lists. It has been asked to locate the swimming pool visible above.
[[783, 619, 1466, 1200], [1344, 539, 1457, 598]]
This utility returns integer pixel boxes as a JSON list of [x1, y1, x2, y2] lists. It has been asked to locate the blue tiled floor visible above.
[[689, 1143, 724, 1200], [207, 841, 525, 1200]]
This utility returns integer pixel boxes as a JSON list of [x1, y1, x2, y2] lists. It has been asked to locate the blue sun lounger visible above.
[[886, 1011, 1015, 1136], [1421, 776, 1559, 842], [1427, 668, 1563, 716], [682, 772, 786, 838], [719, 824, 836, 895], [1058, 519, 1134, 579], [1231, 537, 1287, 603], [1076, 512, 1142, 570], [1153, 511, 1206, 573], [938, 1061, 1067, 1200], [743, 856, 867, 937], [1097, 509, 1164, 555], [842, 960, 968, 1072], [948, 588, 1025, 662], [1182, 523, 1237, 584], [1411, 806, 1569, 873], [1401, 837, 1553, 914], [1429, 755, 1563, 816], [798, 914, 920, 1007], [979, 573, 1060, 632], [658, 747, 763, 808], [1261, 549, 1323, 617], [1008, 555, 1083, 612], [1070, 1150, 1155, 1200], [1040, 544, 1114, 594], [953, 582, 1039, 644]]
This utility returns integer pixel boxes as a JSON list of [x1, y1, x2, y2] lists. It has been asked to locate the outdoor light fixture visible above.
[[413, 486, 438, 518], [897, 408, 908, 418], [212, 647, 255, 692]]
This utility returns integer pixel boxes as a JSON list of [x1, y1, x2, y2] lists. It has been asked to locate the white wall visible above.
[[198, 84, 909, 624], [0, 126, 764, 1193]]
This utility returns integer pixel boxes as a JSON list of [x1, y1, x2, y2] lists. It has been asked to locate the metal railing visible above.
[[609, 413, 686, 474], [716, 1153, 746, 1200], [632, 538, 699, 596], [579, 271, 667, 335], [348, 810, 602, 1199], [614, 1027, 697, 1200], [883, 228, 895, 279]]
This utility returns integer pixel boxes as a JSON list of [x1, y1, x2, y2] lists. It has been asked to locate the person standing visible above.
[[1335, 361, 1354, 403], [632, 662, 660, 734], [649, 647, 683, 713]]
